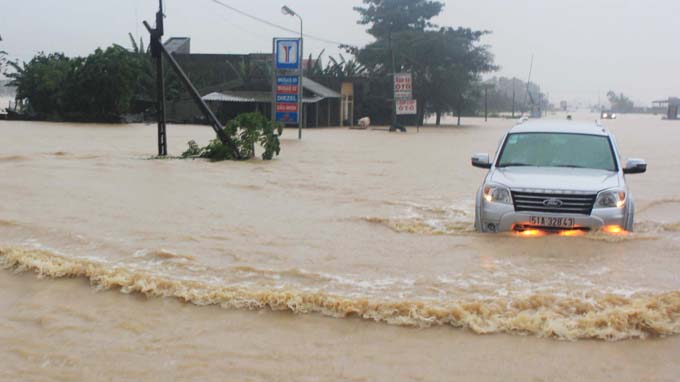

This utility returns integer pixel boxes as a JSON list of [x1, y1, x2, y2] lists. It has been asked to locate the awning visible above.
[[203, 91, 270, 103], [302, 77, 341, 98], [202, 78, 339, 104], [203, 91, 325, 104]]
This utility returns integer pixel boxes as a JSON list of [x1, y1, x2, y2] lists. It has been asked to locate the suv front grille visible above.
[[511, 190, 596, 215]]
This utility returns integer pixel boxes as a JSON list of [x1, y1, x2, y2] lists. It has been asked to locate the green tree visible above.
[[116, 33, 181, 105], [323, 54, 367, 80], [354, 0, 444, 38], [7, 44, 150, 121], [607, 91, 634, 113], [69, 46, 139, 120], [226, 55, 272, 87], [351, 1, 496, 125], [6, 52, 78, 118]]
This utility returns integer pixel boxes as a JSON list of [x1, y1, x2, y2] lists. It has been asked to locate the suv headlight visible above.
[[483, 184, 512, 205], [594, 190, 626, 208]]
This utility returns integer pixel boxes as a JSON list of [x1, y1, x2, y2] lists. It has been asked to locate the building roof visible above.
[[203, 91, 270, 103], [164, 37, 191, 54], [302, 77, 341, 98], [202, 78, 339, 104], [510, 120, 609, 136], [653, 97, 680, 106]]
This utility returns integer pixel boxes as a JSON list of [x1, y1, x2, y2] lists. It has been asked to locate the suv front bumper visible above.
[[477, 201, 628, 232]]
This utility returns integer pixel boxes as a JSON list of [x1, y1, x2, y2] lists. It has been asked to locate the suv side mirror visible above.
[[471, 153, 492, 169], [623, 158, 647, 174]]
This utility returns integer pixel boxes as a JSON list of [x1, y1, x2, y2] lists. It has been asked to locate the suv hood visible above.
[[489, 167, 620, 192]]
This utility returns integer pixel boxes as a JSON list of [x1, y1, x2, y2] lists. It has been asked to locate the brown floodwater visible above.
[[1, 113, 680, 381]]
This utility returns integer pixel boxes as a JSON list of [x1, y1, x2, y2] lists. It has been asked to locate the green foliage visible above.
[[324, 54, 367, 79], [226, 56, 272, 86], [70, 46, 140, 120], [350, 0, 496, 124], [354, 0, 444, 38], [181, 112, 281, 161], [6, 53, 76, 117], [5, 34, 181, 121], [115, 33, 182, 104]]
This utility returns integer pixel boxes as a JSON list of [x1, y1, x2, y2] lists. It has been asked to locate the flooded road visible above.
[[1, 114, 680, 381]]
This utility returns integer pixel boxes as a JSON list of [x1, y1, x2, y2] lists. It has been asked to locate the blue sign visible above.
[[276, 112, 299, 124], [276, 94, 298, 103], [275, 39, 301, 70], [277, 76, 299, 85]]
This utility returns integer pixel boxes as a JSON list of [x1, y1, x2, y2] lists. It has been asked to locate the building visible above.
[[164, 37, 191, 54], [162, 38, 342, 127], [652, 97, 680, 120]]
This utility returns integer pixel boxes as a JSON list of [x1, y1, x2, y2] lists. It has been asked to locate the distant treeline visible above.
[[482, 77, 549, 115], [1, 0, 556, 125], [4, 41, 160, 122]]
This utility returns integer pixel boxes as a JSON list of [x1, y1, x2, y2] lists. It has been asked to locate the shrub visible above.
[[182, 112, 281, 161]]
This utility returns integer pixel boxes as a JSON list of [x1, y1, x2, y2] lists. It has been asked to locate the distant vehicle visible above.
[[471, 120, 646, 233], [600, 110, 617, 119]]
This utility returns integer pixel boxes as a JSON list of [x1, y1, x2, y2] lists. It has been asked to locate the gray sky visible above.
[[1, 0, 679, 106]]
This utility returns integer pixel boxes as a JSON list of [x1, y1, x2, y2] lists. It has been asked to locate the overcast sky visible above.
[[1, 0, 679, 106]]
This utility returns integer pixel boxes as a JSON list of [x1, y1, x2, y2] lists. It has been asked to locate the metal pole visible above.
[[156, 52, 167, 156], [271, 38, 276, 125], [297, 14, 303, 140], [484, 86, 488, 122], [389, 28, 397, 131]]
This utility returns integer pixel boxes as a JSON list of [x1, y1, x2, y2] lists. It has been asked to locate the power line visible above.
[[207, 0, 356, 47]]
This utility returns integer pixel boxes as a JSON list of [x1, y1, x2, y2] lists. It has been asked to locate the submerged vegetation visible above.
[[181, 112, 281, 161]]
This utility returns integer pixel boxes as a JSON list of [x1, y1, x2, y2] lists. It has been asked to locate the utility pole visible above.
[[144, 0, 241, 158], [281, 5, 303, 140], [523, 54, 534, 116], [299, 19, 303, 139], [149, 0, 167, 156], [388, 27, 398, 131]]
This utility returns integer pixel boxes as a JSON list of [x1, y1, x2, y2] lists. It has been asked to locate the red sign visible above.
[[276, 84, 299, 94], [394, 73, 413, 99], [276, 103, 299, 112], [396, 99, 417, 115]]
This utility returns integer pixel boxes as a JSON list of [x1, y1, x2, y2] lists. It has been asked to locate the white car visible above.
[[471, 120, 646, 233]]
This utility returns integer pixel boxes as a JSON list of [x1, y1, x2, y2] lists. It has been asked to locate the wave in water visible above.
[[2, 246, 680, 341]]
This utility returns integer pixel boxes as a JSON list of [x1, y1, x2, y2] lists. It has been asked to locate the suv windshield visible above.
[[497, 132, 617, 171]]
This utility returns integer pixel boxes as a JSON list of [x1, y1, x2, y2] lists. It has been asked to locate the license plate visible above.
[[529, 216, 575, 228]]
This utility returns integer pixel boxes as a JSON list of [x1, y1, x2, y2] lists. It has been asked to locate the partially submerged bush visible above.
[[182, 112, 281, 161]]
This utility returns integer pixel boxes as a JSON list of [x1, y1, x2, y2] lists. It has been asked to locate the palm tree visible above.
[[225, 56, 272, 87], [0, 50, 7, 75], [116, 33, 181, 102], [324, 54, 367, 79]]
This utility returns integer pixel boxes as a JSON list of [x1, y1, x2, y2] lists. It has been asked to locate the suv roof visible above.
[[510, 120, 609, 136]]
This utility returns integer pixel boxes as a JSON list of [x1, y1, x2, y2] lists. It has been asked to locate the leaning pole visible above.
[[144, 0, 241, 159]]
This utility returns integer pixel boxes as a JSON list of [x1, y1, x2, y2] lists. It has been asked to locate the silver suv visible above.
[[471, 120, 646, 233]]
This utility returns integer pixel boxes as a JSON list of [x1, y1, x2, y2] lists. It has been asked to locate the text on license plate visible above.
[[529, 216, 575, 228]]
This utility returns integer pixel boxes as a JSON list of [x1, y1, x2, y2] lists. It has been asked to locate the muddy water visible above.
[[1, 114, 680, 381]]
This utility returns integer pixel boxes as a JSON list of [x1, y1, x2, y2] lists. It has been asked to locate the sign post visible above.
[[273, 38, 303, 139], [393, 72, 417, 131]]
